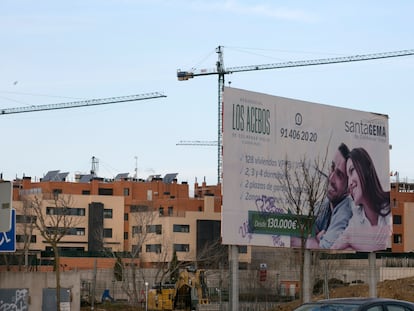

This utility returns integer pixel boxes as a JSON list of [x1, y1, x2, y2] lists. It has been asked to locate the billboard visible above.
[[0, 181, 12, 232], [222, 87, 391, 252], [0, 209, 16, 252]]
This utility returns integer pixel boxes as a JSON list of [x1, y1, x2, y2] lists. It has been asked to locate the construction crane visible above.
[[0, 92, 166, 115], [177, 46, 414, 184], [176, 140, 217, 146]]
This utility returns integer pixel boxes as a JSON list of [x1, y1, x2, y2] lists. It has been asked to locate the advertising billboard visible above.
[[222, 87, 391, 252], [0, 181, 12, 232], [0, 209, 16, 253]]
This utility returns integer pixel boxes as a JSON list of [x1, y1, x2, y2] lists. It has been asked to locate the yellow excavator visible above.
[[147, 268, 209, 311]]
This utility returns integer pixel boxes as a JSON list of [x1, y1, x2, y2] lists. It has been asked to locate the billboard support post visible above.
[[303, 249, 311, 303], [368, 253, 377, 297], [229, 245, 239, 311]]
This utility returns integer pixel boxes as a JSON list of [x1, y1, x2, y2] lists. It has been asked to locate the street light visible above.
[[145, 282, 149, 311]]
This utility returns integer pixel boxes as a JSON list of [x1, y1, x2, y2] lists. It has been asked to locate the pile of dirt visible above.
[[275, 276, 414, 311], [328, 276, 414, 301]]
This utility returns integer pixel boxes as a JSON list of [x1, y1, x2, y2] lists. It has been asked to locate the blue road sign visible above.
[[0, 209, 16, 252]]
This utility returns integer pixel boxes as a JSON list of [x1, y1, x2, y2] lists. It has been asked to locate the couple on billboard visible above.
[[304, 142, 391, 252]]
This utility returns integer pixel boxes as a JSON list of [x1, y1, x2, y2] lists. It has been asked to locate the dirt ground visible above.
[[275, 276, 414, 311]]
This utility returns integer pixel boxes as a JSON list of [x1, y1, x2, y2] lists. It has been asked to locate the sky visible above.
[[1, 0, 413, 187]]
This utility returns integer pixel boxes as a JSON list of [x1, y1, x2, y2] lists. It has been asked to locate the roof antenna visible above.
[[91, 156, 99, 176], [134, 156, 138, 179]]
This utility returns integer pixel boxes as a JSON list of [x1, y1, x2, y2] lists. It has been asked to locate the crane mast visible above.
[[177, 46, 414, 184], [0, 92, 166, 115]]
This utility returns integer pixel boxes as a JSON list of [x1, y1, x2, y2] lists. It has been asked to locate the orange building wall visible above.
[[390, 182, 414, 252]]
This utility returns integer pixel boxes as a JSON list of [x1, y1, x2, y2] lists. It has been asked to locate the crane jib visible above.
[[1, 92, 166, 115]]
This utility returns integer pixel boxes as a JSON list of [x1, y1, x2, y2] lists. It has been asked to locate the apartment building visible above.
[[9, 171, 250, 270], [8, 170, 413, 271], [390, 181, 414, 252]]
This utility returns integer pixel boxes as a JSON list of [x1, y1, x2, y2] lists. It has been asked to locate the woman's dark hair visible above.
[[349, 147, 390, 217]]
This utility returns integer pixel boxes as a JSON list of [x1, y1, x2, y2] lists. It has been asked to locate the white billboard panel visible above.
[[222, 87, 391, 252]]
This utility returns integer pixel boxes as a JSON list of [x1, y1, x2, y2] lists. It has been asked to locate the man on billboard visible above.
[[305, 143, 354, 249]]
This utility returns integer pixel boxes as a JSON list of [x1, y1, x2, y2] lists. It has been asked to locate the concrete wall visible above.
[[0, 271, 80, 311]]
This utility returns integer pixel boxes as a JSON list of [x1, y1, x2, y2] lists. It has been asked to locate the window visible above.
[[238, 245, 248, 253], [387, 305, 411, 311], [67, 228, 86, 236], [393, 215, 402, 225], [168, 206, 173, 216], [16, 215, 36, 223], [159, 207, 164, 216], [124, 232, 128, 240], [393, 234, 402, 244], [147, 225, 162, 234], [82, 190, 90, 195], [103, 228, 113, 238], [174, 244, 189, 252], [146, 244, 161, 253], [16, 235, 36, 243], [104, 209, 113, 219], [173, 224, 190, 233], [132, 245, 142, 255], [132, 226, 142, 235], [46, 207, 85, 216], [130, 205, 149, 212], [393, 198, 397, 208], [98, 188, 113, 195], [52, 189, 61, 200], [124, 188, 130, 196], [124, 213, 129, 221], [46, 227, 66, 234]]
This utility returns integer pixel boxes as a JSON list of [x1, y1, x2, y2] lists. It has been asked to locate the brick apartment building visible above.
[[390, 180, 414, 252], [5, 171, 413, 271], [8, 171, 251, 270]]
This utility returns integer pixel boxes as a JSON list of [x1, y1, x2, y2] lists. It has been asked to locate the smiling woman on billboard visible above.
[[331, 147, 391, 251]]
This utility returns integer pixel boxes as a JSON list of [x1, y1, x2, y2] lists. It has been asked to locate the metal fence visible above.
[[80, 251, 414, 307]]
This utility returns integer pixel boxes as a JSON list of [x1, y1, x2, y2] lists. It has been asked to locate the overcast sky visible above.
[[1, 0, 413, 185]]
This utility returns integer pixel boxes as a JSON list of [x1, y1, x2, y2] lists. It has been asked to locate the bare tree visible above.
[[277, 150, 329, 302], [120, 207, 157, 306], [16, 198, 37, 271], [25, 193, 82, 311], [196, 237, 228, 269]]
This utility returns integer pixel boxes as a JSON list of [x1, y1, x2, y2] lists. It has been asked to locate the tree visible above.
[[119, 206, 157, 306], [277, 150, 329, 303], [114, 255, 123, 281], [24, 193, 82, 311], [169, 250, 179, 283], [196, 237, 228, 269], [16, 198, 37, 271]]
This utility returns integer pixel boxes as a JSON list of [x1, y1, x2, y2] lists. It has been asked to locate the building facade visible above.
[[8, 172, 250, 270], [6, 173, 414, 271], [390, 181, 414, 252]]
